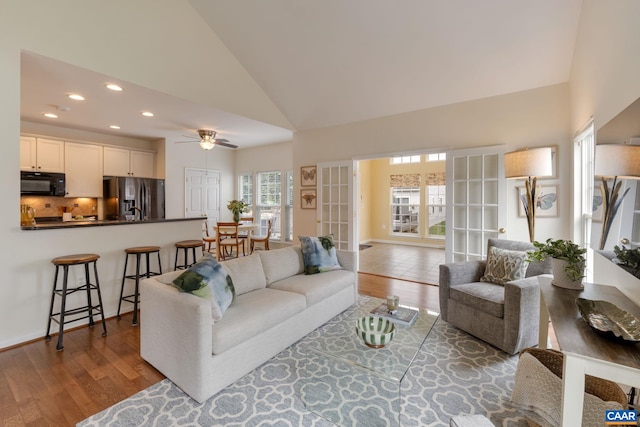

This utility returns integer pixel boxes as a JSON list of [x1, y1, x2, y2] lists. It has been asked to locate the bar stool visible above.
[[117, 246, 163, 326], [174, 240, 202, 270], [45, 253, 107, 351]]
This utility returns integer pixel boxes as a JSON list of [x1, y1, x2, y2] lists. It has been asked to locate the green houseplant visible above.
[[613, 245, 640, 279], [227, 200, 250, 223], [527, 238, 587, 289]]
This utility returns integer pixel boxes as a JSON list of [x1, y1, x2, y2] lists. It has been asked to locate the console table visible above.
[[537, 275, 640, 427]]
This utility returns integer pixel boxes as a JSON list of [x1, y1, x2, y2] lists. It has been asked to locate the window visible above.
[[238, 173, 253, 206], [426, 184, 446, 237], [391, 155, 421, 164], [285, 171, 293, 242], [391, 187, 420, 235], [427, 152, 446, 162]]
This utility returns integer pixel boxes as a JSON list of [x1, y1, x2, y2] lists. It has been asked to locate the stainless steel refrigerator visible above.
[[103, 176, 165, 221]]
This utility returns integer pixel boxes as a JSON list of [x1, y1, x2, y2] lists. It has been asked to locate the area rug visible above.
[[78, 297, 528, 426]]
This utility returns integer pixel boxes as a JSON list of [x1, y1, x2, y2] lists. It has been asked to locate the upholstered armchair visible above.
[[439, 238, 551, 355]]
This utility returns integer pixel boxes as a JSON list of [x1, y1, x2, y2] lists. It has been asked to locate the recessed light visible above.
[[68, 94, 85, 101], [141, 111, 154, 117], [106, 83, 123, 92], [44, 113, 58, 119], [109, 125, 121, 129]]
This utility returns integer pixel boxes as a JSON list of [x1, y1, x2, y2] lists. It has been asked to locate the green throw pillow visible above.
[[480, 246, 530, 285], [299, 235, 342, 275], [172, 253, 235, 321]]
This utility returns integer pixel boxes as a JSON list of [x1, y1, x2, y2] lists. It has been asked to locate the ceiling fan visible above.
[[177, 129, 238, 150]]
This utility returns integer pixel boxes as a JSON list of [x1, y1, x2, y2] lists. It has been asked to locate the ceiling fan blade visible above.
[[181, 134, 199, 140], [214, 140, 238, 149], [175, 140, 199, 144]]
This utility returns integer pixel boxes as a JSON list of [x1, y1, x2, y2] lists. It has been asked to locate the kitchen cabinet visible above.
[[64, 142, 103, 197], [103, 147, 155, 178], [20, 136, 65, 173]]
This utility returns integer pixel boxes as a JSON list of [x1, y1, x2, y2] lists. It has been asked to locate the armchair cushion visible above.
[[450, 281, 505, 318], [480, 246, 530, 285]]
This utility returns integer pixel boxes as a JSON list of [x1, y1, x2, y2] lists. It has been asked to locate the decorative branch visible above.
[[599, 177, 630, 250]]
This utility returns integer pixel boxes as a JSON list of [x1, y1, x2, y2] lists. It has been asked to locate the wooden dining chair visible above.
[[250, 219, 272, 253], [217, 222, 245, 260], [202, 219, 216, 255]]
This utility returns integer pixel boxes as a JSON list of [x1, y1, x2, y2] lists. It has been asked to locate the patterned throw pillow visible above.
[[299, 235, 343, 275], [480, 246, 530, 285], [172, 253, 235, 321]]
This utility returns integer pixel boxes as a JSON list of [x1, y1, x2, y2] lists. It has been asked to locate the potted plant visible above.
[[613, 244, 640, 279], [227, 200, 250, 223], [527, 238, 587, 289]]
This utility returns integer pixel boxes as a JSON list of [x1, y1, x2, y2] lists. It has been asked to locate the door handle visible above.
[[499, 227, 506, 234]]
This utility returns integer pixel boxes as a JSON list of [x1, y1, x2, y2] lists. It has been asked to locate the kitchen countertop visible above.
[[21, 217, 204, 230]]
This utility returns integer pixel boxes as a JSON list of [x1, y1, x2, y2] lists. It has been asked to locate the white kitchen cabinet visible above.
[[64, 142, 103, 197], [20, 136, 65, 173], [104, 146, 155, 178]]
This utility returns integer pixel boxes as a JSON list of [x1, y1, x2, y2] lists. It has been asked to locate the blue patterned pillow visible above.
[[480, 246, 530, 285], [172, 253, 235, 320], [299, 235, 343, 275]]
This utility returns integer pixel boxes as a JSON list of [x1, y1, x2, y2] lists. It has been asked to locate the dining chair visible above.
[[250, 219, 272, 253], [202, 219, 216, 254], [217, 222, 245, 260]]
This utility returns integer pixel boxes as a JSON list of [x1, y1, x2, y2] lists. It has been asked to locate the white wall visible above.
[[0, 1, 287, 348], [292, 83, 572, 244]]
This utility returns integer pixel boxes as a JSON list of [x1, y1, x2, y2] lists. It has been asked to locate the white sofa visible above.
[[140, 246, 357, 403]]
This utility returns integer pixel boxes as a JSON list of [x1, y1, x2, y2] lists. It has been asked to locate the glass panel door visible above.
[[317, 161, 354, 250]]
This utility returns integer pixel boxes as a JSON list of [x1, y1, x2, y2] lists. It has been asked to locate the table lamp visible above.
[[504, 147, 553, 242], [594, 143, 640, 249]]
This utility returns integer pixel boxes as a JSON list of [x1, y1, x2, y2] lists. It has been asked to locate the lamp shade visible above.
[[504, 147, 553, 179], [594, 144, 640, 179]]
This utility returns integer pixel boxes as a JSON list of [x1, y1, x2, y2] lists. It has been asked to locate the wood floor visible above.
[[0, 273, 438, 427]]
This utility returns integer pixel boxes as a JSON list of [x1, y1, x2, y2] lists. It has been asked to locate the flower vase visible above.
[[233, 211, 240, 223]]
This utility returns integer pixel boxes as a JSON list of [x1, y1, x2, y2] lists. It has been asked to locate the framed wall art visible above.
[[301, 165, 317, 187], [517, 184, 559, 217], [592, 182, 604, 222], [301, 189, 317, 209]]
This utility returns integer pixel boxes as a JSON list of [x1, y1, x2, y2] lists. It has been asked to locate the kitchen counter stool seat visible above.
[[118, 246, 163, 326], [174, 240, 202, 270], [45, 253, 107, 351]]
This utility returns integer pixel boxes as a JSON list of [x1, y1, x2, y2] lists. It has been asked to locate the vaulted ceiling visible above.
[[20, 1, 584, 147]]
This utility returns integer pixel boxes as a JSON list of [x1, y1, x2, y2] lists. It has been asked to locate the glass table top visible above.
[[304, 298, 439, 382]]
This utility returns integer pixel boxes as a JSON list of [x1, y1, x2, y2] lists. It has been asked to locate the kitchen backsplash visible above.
[[20, 196, 97, 219]]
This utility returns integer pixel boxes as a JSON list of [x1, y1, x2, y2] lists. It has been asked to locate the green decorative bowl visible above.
[[356, 316, 395, 348]]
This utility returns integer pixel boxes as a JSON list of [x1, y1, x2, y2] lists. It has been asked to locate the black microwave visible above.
[[20, 171, 66, 196]]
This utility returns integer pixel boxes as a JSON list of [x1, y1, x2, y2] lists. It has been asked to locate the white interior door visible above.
[[445, 146, 507, 262], [317, 161, 354, 250], [185, 168, 221, 221]]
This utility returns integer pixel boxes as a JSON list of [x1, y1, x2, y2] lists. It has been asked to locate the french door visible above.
[[445, 146, 507, 262], [316, 161, 354, 250]]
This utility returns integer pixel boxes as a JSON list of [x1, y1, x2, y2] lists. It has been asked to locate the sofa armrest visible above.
[[503, 276, 540, 352], [336, 249, 356, 273], [140, 277, 212, 397]]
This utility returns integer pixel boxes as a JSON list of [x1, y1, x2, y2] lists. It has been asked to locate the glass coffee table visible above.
[[301, 298, 439, 426]]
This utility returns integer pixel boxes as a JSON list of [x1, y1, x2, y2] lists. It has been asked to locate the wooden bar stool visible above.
[[45, 253, 107, 351], [174, 240, 202, 270], [117, 246, 163, 326]]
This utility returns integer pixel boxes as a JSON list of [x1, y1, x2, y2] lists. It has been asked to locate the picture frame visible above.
[[592, 181, 603, 222], [300, 165, 317, 187], [538, 145, 558, 180], [517, 184, 559, 217], [301, 189, 317, 209]]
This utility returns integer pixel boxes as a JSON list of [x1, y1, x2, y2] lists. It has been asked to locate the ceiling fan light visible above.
[[199, 140, 215, 150]]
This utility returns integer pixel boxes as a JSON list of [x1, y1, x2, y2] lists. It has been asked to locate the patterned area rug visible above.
[[78, 298, 528, 426]]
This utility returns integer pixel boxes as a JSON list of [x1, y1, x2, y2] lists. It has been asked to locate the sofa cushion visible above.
[[211, 288, 306, 354], [450, 281, 504, 318], [299, 235, 342, 275], [258, 247, 304, 285], [267, 269, 355, 307], [220, 253, 267, 295], [481, 246, 529, 285], [172, 253, 235, 321]]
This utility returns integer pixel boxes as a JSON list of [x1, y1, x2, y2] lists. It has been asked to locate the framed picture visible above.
[[539, 145, 558, 180], [517, 184, 559, 217], [592, 182, 604, 222], [301, 165, 317, 187], [301, 189, 317, 209]]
